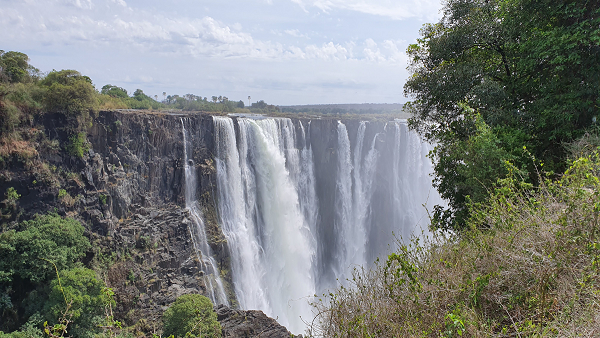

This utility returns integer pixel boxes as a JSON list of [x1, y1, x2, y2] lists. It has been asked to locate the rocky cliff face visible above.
[[216, 304, 300, 338], [1, 110, 240, 334], [84, 111, 235, 330], [2, 109, 389, 336]]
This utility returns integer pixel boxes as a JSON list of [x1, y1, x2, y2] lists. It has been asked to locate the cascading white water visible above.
[[351, 122, 381, 269], [212, 116, 442, 334], [213, 117, 270, 314], [333, 121, 354, 281], [180, 118, 228, 306], [213, 117, 316, 333], [391, 122, 435, 239]]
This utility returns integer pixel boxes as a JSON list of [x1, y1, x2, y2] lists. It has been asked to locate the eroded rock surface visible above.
[[216, 304, 301, 338]]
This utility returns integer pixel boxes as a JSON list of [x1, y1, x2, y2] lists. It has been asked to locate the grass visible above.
[[309, 156, 600, 337], [0, 137, 38, 163]]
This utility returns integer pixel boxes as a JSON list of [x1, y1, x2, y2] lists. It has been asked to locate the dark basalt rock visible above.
[[215, 304, 300, 338]]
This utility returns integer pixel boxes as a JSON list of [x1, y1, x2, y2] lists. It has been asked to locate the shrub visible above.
[[4, 187, 20, 206], [0, 319, 44, 338], [0, 214, 90, 283], [43, 267, 111, 338], [0, 102, 22, 134], [66, 132, 89, 158], [57, 189, 77, 207], [97, 94, 128, 110], [163, 294, 221, 338], [41, 70, 96, 116]]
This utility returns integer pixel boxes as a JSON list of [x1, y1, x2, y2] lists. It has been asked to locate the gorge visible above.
[[2, 110, 441, 334]]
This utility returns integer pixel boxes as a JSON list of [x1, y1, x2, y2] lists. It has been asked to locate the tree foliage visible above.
[[0, 214, 90, 283], [44, 267, 111, 338], [163, 294, 221, 338], [0, 51, 39, 84], [100, 85, 128, 99], [41, 70, 97, 117], [404, 0, 600, 229], [429, 104, 514, 227]]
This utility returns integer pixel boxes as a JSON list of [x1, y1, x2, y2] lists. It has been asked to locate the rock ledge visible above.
[[215, 304, 302, 338]]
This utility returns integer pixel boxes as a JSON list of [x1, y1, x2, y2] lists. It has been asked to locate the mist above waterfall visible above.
[[209, 116, 442, 333]]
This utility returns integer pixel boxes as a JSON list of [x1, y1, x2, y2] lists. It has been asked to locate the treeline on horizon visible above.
[[100, 85, 279, 114], [280, 103, 406, 115], [0, 50, 280, 137]]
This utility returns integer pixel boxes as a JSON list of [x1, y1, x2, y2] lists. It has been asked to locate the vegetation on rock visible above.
[[163, 294, 221, 338]]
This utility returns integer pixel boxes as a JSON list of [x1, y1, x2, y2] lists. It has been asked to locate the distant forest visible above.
[[279, 103, 406, 116]]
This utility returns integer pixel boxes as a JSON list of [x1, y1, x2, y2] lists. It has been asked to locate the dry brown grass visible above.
[[310, 157, 600, 337], [0, 137, 38, 162]]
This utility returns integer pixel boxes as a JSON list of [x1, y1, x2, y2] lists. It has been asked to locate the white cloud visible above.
[[304, 42, 350, 61], [65, 0, 93, 9], [0, 0, 428, 104], [363, 38, 385, 62], [0, 1, 406, 63], [290, 0, 442, 21], [111, 0, 127, 7], [284, 29, 307, 38], [381, 39, 407, 63]]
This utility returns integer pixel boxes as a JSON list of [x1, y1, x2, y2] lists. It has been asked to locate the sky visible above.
[[0, 0, 444, 105]]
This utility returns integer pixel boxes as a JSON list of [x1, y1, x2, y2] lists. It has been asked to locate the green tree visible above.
[[429, 105, 514, 228], [0, 51, 39, 84], [0, 214, 90, 283], [163, 294, 221, 338], [43, 267, 111, 338], [100, 84, 128, 99], [131, 89, 162, 109], [404, 0, 600, 230], [41, 70, 97, 116]]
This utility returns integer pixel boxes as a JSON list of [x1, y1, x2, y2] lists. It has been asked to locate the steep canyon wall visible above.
[[7, 110, 440, 333]]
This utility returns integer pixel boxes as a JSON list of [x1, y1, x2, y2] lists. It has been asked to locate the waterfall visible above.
[[214, 117, 316, 333], [213, 116, 270, 313], [333, 121, 361, 281], [180, 118, 228, 306], [212, 116, 442, 333]]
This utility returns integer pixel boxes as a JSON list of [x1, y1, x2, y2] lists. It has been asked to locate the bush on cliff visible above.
[[0, 214, 91, 332], [0, 213, 90, 283], [310, 155, 600, 337], [43, 267, 112, 338], [163, 294, 221, 338], [40, 69, 98, 132]]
